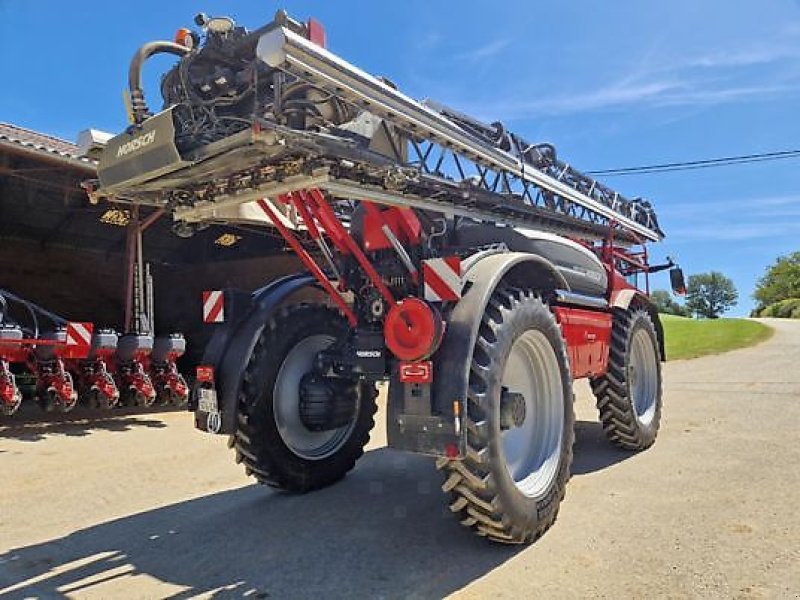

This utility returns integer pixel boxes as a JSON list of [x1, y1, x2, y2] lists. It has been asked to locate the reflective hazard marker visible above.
[[399, 360, 433, 384], [422, 257, 461, 302], [65, 322, 94, 348], [202, 290, 225, 323]]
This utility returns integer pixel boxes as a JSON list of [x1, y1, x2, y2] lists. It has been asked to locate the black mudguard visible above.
[[387, 251, 569, 457], [191, 273, 316, 434]]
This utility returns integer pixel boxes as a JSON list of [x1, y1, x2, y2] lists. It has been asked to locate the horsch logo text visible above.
[[116, 130, 156, 157]]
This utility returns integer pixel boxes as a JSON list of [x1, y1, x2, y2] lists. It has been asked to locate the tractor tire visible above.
[[590, 308, 662, 450], [233, 303, 378, 493], [438, 288, 575, 544]]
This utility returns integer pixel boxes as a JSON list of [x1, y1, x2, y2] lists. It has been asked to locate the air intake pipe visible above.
[[128, 41, 192, 124]]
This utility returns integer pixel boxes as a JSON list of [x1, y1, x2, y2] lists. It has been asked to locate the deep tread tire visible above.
[[438, 288, 575, 544], [590, 308, 663, 450], [233, 303, 377, 493]]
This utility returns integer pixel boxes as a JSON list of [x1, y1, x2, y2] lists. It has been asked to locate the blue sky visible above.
[[2, 0, 800, 315]]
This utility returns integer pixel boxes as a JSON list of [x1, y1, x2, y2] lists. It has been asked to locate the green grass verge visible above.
[[660, 314, 774, 360]]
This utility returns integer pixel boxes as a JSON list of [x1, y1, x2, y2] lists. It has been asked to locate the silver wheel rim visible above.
[[273, 334, 358, 460], [629, 328, 658, 426], [500, 330, 564, 499]]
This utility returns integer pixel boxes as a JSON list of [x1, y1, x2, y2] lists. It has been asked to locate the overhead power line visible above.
[[586, 149, 800, 176]]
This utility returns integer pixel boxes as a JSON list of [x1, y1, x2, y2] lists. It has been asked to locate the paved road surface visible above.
[[1, 319, 798, 599]]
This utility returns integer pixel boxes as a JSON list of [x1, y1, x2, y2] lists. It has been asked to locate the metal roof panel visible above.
[[0, 122, 97, 171]]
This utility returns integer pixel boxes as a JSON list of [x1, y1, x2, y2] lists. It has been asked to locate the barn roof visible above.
[[0, 122, 96, 172]]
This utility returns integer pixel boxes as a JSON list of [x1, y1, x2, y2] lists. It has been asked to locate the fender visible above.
[[388, 251, 567, 456], [434, 251, 568, 413], [192, 273, 317, 433], [610, 289, 666, 361]]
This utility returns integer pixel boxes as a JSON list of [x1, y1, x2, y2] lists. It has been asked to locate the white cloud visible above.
[[415, 32, 443, 51], [654, 83, 800, 106], [460, 78, 800, 120], [669, 222, 800, 241], [661, 194, 800, 217], [685, 45, 800, 69], [663, 194, 800, 241], [459, 79, 679, 120], [448, 27, 800, 120], [456, 39, 511, 62]]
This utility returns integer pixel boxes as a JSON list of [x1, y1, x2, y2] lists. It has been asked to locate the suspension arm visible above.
[[256, 197, 357, 326]]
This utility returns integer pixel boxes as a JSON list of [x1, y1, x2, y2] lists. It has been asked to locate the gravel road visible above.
[[1, 319, 798, 599]]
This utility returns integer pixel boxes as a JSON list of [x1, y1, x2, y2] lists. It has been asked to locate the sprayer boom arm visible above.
[[91, 12, 663, 245]]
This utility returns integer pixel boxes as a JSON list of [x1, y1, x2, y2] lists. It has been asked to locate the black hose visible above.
[[0, 289, 67, 338], [128, 41, 192, 123]]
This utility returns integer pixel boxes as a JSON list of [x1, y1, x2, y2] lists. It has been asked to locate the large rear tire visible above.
[[234, 303, 378, 492], [438, 288, 575, 544], [590, 308, 662, 450]]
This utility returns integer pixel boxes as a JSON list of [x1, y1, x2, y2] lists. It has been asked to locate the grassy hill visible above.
[[660, 315, 773, 360]]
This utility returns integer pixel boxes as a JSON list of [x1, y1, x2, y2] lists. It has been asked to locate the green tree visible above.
[[650, 289, 689, 316], [685, 272, 738, 319], [753, 251, 800, 308]]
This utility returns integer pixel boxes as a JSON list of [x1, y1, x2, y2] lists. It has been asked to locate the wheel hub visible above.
[[273, 334, 360, 460], [500, 387, 527, 430], [630, 328, 658, 425], [298, 373, 357, 432], [500, 329, 565, 499]]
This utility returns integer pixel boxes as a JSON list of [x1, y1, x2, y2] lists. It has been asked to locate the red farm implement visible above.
[[0, 291, 95, 414], [0, 290, 189, 415]]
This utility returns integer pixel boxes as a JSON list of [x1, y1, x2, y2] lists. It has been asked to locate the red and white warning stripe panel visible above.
[[202, 290, 225, 323], [422, 256, 461, 302], [65, 322, 94, 347]]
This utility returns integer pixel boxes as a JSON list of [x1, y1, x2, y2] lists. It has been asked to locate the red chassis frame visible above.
[[253, 189, 652, 382]]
